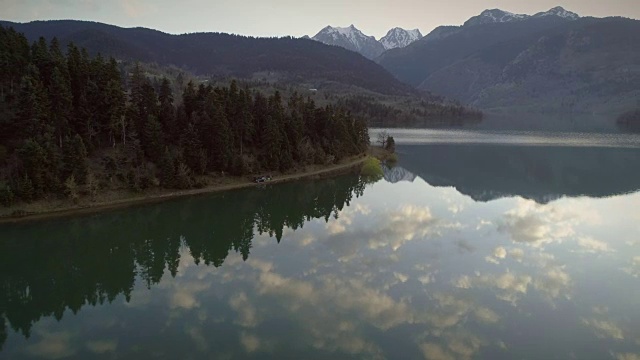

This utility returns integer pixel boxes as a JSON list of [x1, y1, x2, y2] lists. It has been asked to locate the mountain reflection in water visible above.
[[395, 144, 640, 203]]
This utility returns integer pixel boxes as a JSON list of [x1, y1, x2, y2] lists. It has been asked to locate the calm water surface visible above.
[[1, 130, 640, 359]]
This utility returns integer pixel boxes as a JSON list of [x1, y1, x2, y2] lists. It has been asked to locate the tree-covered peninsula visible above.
[[0, 26, 370, 208]]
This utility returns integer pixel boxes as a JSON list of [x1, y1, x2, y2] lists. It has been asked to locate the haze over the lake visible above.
[[3, 0, 639, 38]]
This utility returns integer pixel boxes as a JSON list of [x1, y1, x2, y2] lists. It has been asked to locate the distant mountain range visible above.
[[376, 6, 640, 114], [311, 25, 422, 59], [464, 6, 579, 27], [0, 20, 413, 96]]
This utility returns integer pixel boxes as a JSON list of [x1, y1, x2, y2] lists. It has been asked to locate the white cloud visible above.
[[393, 272, 409, 283], [229, 292, 260, 328], [454, 272, 532, 305], [25, 330, 76, 359], [419, 332, 484, 360], [509, 248, 525, 262], [577, 237, 613, 253], [240, 332, 262, 353], [485, 246, 508, 264], [497, 198, 598, 246], [85, 340, 117, 354], [614, 353, 640, 360], [534, 266, 572, 300], [187, 325, 208, 352], [420, 343, 455, 360], [494, 247, 507, 259], [476, 219, 492, 230], [581, 318, 625, 340], [622, 256, 640, 278]]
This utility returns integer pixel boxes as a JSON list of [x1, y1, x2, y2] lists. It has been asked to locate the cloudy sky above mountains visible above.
[[2, 0, 639, 38]]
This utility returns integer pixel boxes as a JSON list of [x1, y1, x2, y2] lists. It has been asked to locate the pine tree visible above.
[[180, 123, 205, 174], [67, 42, 89, 124], [143, 115, 164, 163], [238, 88, 255, 155], [158, 77, 177, 142], [0, 182, 14, 207], [18, 139, 48, 196], [105, 79, 126, 146], [16, 67, 51, 140], [17, 173, 35, 202], [209, 104, 232, 171], [31, 37, 53, 88], [182, 80, 197, 119], [49, 37, 66, 71], [261, 115, 281, 170], [62, 134, 88, 184], [49, 66, 73, 147], [159, 147, 175, 188]]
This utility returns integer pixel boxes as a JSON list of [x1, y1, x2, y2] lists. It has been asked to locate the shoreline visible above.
[[0, 155, 368, 225]]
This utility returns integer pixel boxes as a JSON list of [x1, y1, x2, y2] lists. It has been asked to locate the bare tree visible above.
[[376, 130, 389, 148]]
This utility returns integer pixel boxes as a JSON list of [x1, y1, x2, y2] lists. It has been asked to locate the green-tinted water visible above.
[[1, 133, 640, 359]]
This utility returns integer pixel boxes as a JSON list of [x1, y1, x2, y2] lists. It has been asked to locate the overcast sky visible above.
[[2, 0, 639, 39]]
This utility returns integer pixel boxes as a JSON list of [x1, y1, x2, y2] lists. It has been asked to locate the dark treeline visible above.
[[0, 26, 369, 206], [0, 175, 369, 348], [617, 110, 640, 132], [336, 94, 483, 127]]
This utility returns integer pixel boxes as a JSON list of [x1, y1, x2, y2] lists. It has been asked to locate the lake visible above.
[[1, 130, 640, 359]]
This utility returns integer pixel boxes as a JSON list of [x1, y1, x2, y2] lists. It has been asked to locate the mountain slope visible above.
[[420, 17, 640, 113], [380, 28, 423, 50], [376, 6, 639, 113], [0, 20, 413, 95], [377, 14, 570, 87], [312, 25, 386, 59]]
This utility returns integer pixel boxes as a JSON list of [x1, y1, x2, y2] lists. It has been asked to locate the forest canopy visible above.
[[0, 25, 370, 206]]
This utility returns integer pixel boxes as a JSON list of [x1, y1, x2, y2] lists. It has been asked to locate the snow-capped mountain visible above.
[[312, 25, 386, 59], [464, 6, 579, 27], [421, 6, 579, 45], [464, 9, 528, 27], [380, 28, 423, 50], [533, 6, 580, 20]]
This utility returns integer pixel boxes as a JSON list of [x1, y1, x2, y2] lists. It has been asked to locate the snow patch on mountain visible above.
[[464, 6, 579, 27], [464, 9, 528, 27], [312, 25, 385, 59], [534, 6, 580, 20], [380, 27, 423, 49]]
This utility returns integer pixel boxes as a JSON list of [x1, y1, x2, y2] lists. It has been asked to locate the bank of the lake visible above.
[[0, 154, 369, 224]]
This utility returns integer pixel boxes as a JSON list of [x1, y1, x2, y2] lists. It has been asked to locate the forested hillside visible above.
[[0, 26, 369, 207], [0, 20, 414, 96], [377, 15, 640, 114]]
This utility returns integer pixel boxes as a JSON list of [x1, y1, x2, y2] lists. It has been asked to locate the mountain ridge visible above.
[[0, 19, 414, 96], [376, 6, 639, 114], [380, 27, 423, 50], [311, 25, 422, 58], [312, 24, 386, 59]]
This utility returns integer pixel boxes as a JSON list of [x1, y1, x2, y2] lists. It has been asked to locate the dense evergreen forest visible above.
[[0, 175, 368, 349], [0, 26, 369, 206]]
